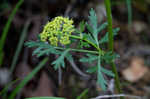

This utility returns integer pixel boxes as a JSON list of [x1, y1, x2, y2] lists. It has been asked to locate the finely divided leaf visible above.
[[25, 41, 47, 48], [83, 33, 97, 45], [79, 54, 98, 64], [76, 88, 89, 99], [99, 28, 120, 44], [88, 8, 97, 32], [86, 23, 93, 34], [102, 51, 120, 63], [87, 9, 108, 43], [86, 66, 97, 73], [86, 65, 114, 77], [25, 41, 60, 57], [87, 8, 99, 40], [101, 67, 114, 77], [52, 49, 70, 70], [97, 22, 108, 33], [65, 52, 73, 62], [79, 21, 85, 33], [97, 56, 107, 91], [79, 40, 90, 48]]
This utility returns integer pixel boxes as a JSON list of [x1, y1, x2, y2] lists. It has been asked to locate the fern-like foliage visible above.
[[25, 41, 60, 57], [52, 49, 70, 70], [25, 8, 120, 91], [79, 54, 98, 64], [99, 28, 120, 44], [86, 8, 108, 42]]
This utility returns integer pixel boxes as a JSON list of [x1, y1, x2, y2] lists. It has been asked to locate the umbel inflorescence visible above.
[[40, 16, 75, 46]]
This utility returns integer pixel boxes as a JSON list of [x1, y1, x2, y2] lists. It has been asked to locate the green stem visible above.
[[126, 0, 132, 26], [70, 35, 104, 55], [105, 0, 113, 51], [54, 47, 99, 54], [104, 0, 123, 96], [70, 35, 98, 49]]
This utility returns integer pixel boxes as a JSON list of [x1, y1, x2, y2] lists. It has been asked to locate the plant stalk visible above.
[[70, 35, 104, 55], [104, 0, 123, 96], [126, 0, 132, 25], [54, 47, 99, 54]]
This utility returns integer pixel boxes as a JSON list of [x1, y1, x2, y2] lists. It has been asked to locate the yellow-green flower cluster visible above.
[[40, 16, 74, 46]]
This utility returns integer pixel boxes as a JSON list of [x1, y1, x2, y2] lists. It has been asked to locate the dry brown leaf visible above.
[[15, 62, 32, 79], [122, 57, 148, 82], [24, 71, 53, 97]]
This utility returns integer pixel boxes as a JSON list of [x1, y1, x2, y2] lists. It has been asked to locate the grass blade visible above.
[[10, 20, 30, 73], [0, 0, 24, 66], [0, 79, 18, 98], [8, 57, 48, 99], [76, 88, 89, 99], [126, 0, 132, 25]]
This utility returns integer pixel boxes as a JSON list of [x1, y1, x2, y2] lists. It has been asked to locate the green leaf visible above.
[[97, 56, 107, 91], [74, 29, 81, 34], [87, 8, 99, 40], [113, 27, 120, 33], [76, 88, 89, 99], [66, 53, 73, 62], [82, 33, 96, 45], [75, 21, 85, 34], [86, 23, 93, 34], [37, 34, 41, 41], [99, 28, 120, 44], [87, 8, 108, 44], [88, 8, 97, 32], [32, 47, 44, 56], [78, 40, 90, 48], [101, 67, 114, 77], [36, 49, 51, 57], [52, 49, 70, 70], [25, 41, 60, 57], [102, 51, 120, 63], [79, 21, 85, 33], [25, 41, 46, 47], [25, 97, 66, 99], [79, 54, 98, 64], [86, 66, 97, 73], [87, 65, 114, 77], [97, 22, 108, 33], [25, 41, 51, 48], [8, 57, 48, 99]]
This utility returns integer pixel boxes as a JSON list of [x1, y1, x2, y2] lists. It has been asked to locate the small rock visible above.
[[132, 21, 147, 33], [0, 68, 11, 86], [122, 57, 148, 82]]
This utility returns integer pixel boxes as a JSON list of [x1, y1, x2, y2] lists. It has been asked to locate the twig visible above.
[[69, 59, 90, 79], [107, 79, 115, 93], [55, 55, 62, 85], [58, 67, 62, 85], [91, 94, 142, 99]]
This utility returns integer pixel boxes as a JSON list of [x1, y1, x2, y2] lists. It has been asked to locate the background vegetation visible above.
[[0, 0, 150, 99]]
